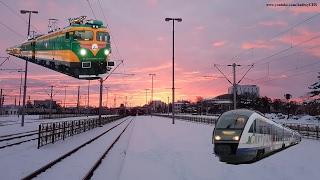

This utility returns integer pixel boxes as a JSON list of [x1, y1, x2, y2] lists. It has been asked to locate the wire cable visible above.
[[0, 0, 42, 34], [87, 0, 97, 19], [0, 20, 24, 38]]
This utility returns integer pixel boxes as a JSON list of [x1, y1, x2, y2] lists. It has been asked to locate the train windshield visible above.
[[74, 31, 93, 41], [216, 113, 249, 129], [96, 32, 110, 42]]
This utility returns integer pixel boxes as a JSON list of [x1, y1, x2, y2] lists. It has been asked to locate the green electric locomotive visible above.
[[7, 16, 113, 80]]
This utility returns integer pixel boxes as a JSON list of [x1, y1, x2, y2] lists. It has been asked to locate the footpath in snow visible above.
[[119, 116, 320, 180]]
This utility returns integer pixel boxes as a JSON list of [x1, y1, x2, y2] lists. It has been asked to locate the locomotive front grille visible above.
[[214, 143, 238, 155]]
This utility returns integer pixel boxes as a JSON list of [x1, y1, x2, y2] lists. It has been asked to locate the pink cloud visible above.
[[195, 26, 205, 31], [259, 20, 288, 27], [146, 0, 158, 7], [212, 40, 227, 48], [241, 40, 274, 49], [129, 62, 172, 74]]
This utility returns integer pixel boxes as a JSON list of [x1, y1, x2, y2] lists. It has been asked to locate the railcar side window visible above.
[[74, 31, 93, 41], [249, 120, 256, 133]]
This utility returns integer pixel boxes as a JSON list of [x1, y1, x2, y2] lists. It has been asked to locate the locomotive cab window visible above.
[[65, 31, 74, 40], [65, 32, 70, 39], [74, 31, 93, 41], [96, 32, 110, 42], [215, 112, 249, 129]]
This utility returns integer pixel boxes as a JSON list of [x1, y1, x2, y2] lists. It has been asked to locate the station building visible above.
[[228, 85, 260, 97]]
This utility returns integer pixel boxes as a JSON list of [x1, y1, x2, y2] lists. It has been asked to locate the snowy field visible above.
[[0, 115, 319, 180]]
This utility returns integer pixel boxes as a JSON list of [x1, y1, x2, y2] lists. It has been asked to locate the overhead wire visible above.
[[87, 0, 97, 20], [0, 0, 42, 34], [96, 0, 123, 60], [0, 20, 24, 38], [230, 12, 320, 64], [252, 60, 320, 83], [258, 67, 320, 84]]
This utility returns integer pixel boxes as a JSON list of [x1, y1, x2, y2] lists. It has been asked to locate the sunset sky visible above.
[[0, 0, 319, 107]]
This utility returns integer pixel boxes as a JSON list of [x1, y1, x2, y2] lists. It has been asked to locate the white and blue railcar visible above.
[[213, 109, 301, 164]]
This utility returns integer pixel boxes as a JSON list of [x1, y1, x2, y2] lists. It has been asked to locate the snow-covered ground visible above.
[[1, 115, 319, 180], [0, 117, 130, 180], [119, 116, 320, 180], [265, 113, 320, 125]]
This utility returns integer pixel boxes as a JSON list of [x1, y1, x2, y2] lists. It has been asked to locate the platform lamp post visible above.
[[20, 10, 38, 127], [165, 17, 182, 124]]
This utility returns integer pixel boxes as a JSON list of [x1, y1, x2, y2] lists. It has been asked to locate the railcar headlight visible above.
[[214, 135, 221, 140], [80, 48, 87, 56], [104, 49, 110, 55], [232, 136, 240, 141]]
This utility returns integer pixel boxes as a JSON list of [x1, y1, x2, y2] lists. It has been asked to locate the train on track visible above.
[[6, 16, 114, 80], [213, 109, 301, 164]]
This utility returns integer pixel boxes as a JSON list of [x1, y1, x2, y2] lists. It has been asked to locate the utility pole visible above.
[[87, 80, 90, 116], [20, 9, 38, 126], [49, 86, 53, 119], [125, 96, 128, 115], [214, 63, 254, 110], [231, 63, 238, 110], [149, 74, 156, 113], [144, 89, 149, 105], [64, 86, 66, 111], [167, 96, 170, 115], [98, 78, 103, 126], [77, 86, 80, 114], [105, 87, 109, 108], [18, 70, 23, 117], [0, 89, 2, 115]]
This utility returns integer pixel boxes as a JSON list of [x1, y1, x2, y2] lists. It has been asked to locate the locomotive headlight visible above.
[[232, 136, 240, 141], [80, 49, 87, 56], [214, 135, 221, 141], [104, 49, 110, 55]]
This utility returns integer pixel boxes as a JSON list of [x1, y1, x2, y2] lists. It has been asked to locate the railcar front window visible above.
[[96, 32, 110, 42], [74, 31, 93, 41], [216, 113, 248, 129]]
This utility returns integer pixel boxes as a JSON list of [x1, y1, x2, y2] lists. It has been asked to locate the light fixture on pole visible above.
[[165, 17, 182, 124], [20, 9, 38, 127]]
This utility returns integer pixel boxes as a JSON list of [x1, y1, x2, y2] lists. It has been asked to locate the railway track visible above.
[[0, 130, 37, 139], [0, 130, 38, 149], [22, 116, 134, 180]]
